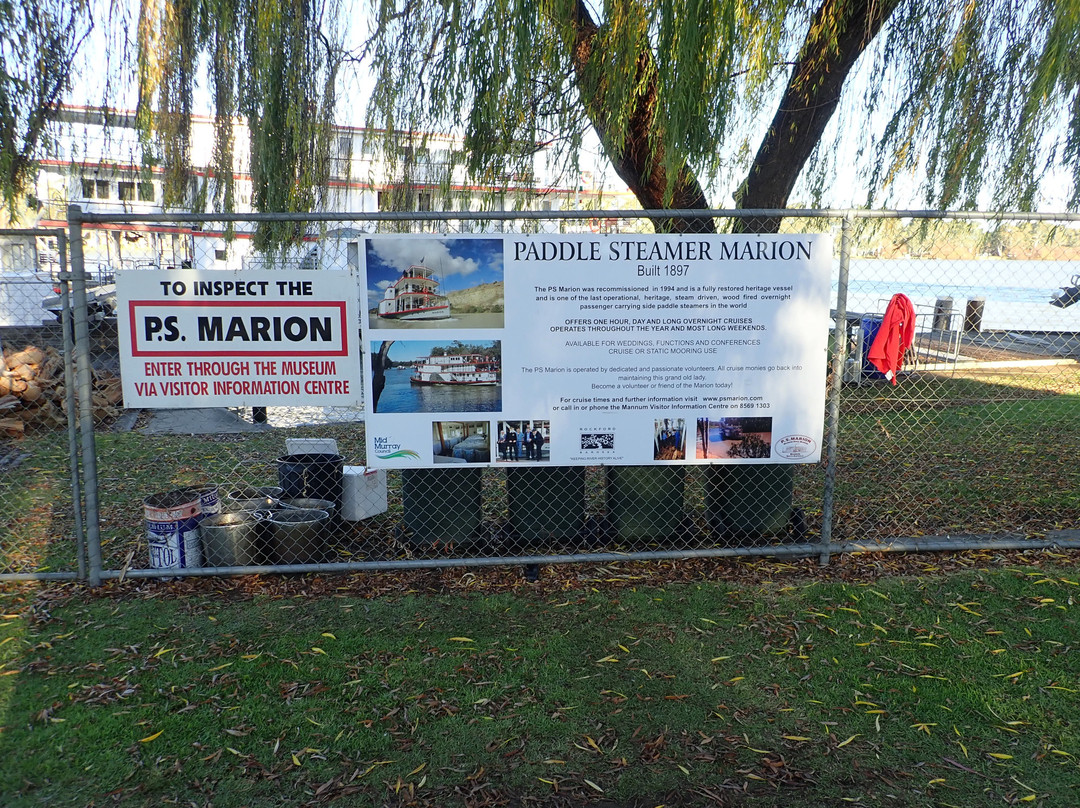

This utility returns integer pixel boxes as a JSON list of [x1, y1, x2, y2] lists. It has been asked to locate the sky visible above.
[[364, 237, 504, 310], [64, 1, 1075, 214]]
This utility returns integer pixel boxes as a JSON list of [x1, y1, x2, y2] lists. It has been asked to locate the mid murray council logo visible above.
[[372, 435, 420, 461]]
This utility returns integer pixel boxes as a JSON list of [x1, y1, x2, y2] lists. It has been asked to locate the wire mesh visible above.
[[2, 211, 1078, 580], [831, 216, 1080, 543], [0, 230, 81, 578]]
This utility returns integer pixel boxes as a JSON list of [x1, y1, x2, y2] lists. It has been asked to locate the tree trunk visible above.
[[560, 0, 715, 234], [737, 0, 901, 233], [561, 0, 898, 234]]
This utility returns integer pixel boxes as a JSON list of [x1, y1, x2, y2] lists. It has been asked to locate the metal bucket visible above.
[[224, 486, 283, 513], [276, 453, 344, 509], [280, 497, 338, 525], [144, 489, 203, 572], [266, 508, 330, 565], [199, 511, 262, 567]]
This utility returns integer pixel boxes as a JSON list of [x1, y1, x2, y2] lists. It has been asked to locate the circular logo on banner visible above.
[[774, 434, 817, 460]]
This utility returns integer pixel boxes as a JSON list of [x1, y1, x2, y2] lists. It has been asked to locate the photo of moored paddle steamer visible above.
[[365, 237, 504, 330], [370, 340, 502, 413]]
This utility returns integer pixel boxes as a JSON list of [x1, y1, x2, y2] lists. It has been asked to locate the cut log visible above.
[[38, 355, 63, 384], [0, 416, 25, 436], [5, 347, 45, 367], [93, 406, 119, 422], [11, 364, 37, 381], [21, 381, 43, 402], [38, 400, 67, 427], [0, 345, 126, 428], [100, 379, 124, 405]]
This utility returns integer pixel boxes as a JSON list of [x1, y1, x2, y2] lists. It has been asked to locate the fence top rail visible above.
[[0, 227, 66, 237], [68, 206, 1080, 226]]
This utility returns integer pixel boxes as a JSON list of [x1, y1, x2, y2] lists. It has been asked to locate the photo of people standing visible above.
[[496, 420, 549, 462]]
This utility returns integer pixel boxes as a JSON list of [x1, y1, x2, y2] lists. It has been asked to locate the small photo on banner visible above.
[[496, 420, 550, 463], [432, 421, 490, 464], [370, 339, 502, 414], [365, 237, 505, 330], [696, 416, 773, 460], [654, 418, 688, 461]]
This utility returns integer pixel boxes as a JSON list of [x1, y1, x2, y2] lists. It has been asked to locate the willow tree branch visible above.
[[737, 0, 901, 233], [557, 0, 714, 233]]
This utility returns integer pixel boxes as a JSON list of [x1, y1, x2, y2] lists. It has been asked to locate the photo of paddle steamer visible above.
[[410, 353, 500, 386], [377, 262, 451, 321]]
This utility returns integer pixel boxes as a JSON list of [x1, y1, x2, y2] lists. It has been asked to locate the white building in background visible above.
[[16, 105, 633, 279]]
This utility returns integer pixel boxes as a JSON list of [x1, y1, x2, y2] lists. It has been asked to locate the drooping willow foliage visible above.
[[4, 0, 1080, 241], [364, 0, 1080, 215], [863, 0, 1080, 211], [364, 0, 776, 210], [136, 0, 345, 248], [0, 0, 92, 218]]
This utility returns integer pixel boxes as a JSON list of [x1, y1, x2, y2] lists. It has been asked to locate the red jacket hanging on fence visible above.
[[867, 293, 916, 385]]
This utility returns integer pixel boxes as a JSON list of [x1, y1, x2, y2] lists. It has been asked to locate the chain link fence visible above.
[[1, 210, 1078, 582], [0, 227, 86, 581]]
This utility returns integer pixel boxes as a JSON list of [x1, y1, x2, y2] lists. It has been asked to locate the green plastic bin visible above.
[[605, 465, 685, 542], [401, 468, 483, 545], [705, 464, 795, 538], [507, 466, 585, 547]]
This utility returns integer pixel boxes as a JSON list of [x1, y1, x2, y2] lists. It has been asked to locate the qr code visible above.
[[580, 432, 615, 450]]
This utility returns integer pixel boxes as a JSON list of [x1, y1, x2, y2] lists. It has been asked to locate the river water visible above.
[[367, 312, 504, 330], [374, 366, 502, 413], [841, 258, 1080, 332]]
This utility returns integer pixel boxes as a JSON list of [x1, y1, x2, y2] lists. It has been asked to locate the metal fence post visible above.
[[57, 232, 87, 581], [67, 205, 103, 586], [819, 214, 852, 566]]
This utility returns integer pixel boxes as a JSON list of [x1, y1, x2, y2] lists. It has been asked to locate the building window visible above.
[[118, 182, 135, 201], [417, 192, 432, 212], [337, 135, 352, 159], [81, 178, 111, 198], [0, 242, 29, 272], [138, 182, 154, 202], [377, 191, 391, 211], [215, 248, 227, 262]]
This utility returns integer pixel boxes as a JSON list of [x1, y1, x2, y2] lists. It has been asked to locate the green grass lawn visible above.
[[3, 562, 1079, 806]]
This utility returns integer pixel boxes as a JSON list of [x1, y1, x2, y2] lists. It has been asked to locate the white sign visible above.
[[117, 270, 363, 407], [362, 234, 832, 468]]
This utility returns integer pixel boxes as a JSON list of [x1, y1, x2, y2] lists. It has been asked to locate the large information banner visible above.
[[363, 234, 831, 468], [117, 270, 363, 408]]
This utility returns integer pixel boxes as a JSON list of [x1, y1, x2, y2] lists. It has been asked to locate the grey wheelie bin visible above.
[[605, 465, 685, 542], [401, 467, 484, 546], [705, 463, 798, 539]]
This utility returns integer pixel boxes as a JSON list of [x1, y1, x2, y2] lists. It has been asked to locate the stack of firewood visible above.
[[0, 345, 124, 436]]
